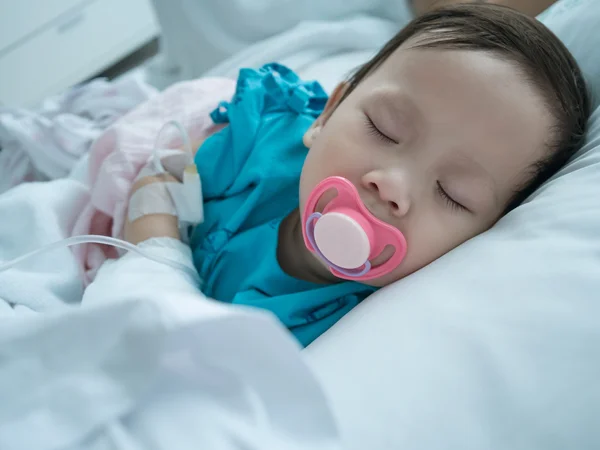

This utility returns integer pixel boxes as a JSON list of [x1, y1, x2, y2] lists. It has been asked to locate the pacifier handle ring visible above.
[[305, 213, 371, 278]]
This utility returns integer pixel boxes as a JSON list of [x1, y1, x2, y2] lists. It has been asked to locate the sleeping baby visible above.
[[122, 4, 590, 346]]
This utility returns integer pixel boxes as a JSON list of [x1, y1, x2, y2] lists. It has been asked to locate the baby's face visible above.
[[299, 46, 552, 287]]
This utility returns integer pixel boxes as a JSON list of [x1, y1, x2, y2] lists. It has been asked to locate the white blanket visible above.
[[0, 180, 87, 313], [0, 174, 340, 450], [0, 76, 156, 195]]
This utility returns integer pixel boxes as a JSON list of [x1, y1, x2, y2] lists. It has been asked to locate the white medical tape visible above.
[[128, 174, 203, 224], [128, 183, 178, 222], [136, 165, 162, 181]]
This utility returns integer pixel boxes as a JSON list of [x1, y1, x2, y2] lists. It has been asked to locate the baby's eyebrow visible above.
[[373, 91, 424, 131], [448, 152, 500, 210]]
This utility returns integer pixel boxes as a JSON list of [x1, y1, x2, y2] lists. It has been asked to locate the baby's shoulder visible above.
[[209, 63, 328, 125]]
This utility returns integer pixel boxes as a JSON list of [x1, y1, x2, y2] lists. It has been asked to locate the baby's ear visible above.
[[302, 122, 321, 148], [303, 82, 350, 148]]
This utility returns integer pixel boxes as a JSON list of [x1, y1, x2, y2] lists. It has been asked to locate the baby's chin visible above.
[[357, 271, 402, 288], [330, 271, 403, 288]]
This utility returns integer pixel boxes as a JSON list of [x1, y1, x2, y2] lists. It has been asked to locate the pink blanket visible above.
[[72, 78, 235, 282]]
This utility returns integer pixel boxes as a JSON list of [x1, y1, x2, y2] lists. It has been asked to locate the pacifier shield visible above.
[[302, 176, 407, 281], [313, 211, 370, 269]]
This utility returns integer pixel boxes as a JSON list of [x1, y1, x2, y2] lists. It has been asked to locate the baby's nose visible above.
[[362, 172, 411, 218]]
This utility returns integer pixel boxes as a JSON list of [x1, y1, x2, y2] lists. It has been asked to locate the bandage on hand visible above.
[[125, 149, 204, 245]]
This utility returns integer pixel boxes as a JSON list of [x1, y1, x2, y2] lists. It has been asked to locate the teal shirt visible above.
[[190, 63, 375, 346]]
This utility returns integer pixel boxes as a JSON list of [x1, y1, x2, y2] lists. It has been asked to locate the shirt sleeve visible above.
[[194, 63, 327, 201]]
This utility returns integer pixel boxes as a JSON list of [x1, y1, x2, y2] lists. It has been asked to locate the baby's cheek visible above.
[[368, 218, 451, 286], [298, 120, 371, 210], [406, 215, 482, 275], [314, 133, 347, 162], [323, 136, 370, 179]]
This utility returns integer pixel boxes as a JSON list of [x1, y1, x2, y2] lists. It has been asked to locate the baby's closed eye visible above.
[[363, 114, 398, 145], [436, 181, 469, 213]]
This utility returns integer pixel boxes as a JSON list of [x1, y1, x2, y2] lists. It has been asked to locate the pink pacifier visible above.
[[302, 176, 407, 281]]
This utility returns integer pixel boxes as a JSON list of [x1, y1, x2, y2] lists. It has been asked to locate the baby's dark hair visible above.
[[342, 4, 591, 213]]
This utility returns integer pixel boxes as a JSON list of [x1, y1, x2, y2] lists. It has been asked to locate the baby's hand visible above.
[[123, 129, 212, 246], [123, 173, 181, 245]]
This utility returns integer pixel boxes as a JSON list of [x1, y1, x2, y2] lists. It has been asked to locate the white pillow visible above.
[[305, 1, 600, 448], [540, 0, 600, 107]]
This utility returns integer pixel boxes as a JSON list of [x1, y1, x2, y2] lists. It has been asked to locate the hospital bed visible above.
[[0, 0, 599, 448]]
